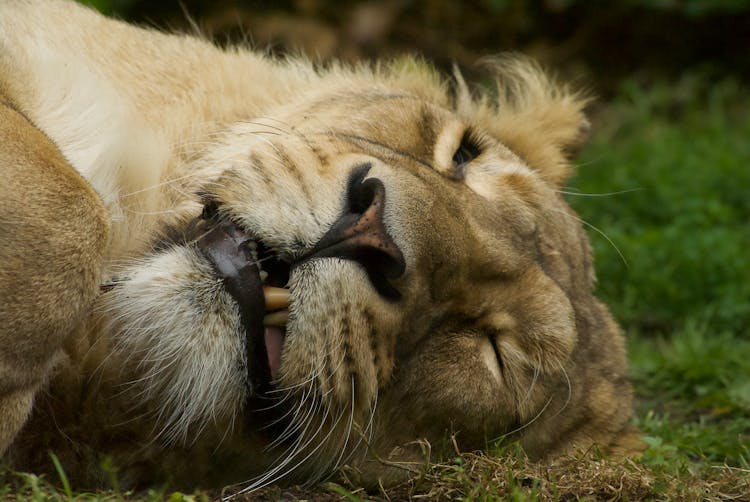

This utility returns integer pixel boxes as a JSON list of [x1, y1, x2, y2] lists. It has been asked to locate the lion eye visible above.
[[452, 132, 481, 178]]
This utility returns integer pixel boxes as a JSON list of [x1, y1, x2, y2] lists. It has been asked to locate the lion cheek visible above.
[[379, 333, 516, 449]]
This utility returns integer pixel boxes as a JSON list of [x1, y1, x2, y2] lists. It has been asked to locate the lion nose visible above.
[[304, 163, 405, 300]]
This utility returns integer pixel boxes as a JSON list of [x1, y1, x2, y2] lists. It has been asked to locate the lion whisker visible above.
[[492, 394, 554, 443], [212, 411, 238, 454], [239, 398, 323, 493], [548, 363, 573, 420], [252, 391, 294, 412], [246, 116, 295, 135], [238, 397, 348, 495], [330, 376, 357, 474], [519, 366, 540, 410], [311, 406, 349, 483], [121, 172, 205, 199], [265, 361, 325, 395], [261, 398, 307, 440], [548, 205, 629, 268], [557, 187, 642, 197]]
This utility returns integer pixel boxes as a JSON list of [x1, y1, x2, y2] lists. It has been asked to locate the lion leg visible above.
[[0, 96, 109, 454]]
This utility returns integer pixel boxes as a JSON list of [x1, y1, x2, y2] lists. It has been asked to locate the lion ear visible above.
[[467, 56, 591, 187]]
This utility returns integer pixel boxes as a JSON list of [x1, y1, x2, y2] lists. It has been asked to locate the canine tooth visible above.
[[259, 270, 268, 281], [264, 286, 290, 310], [263, 310, 288, 327]]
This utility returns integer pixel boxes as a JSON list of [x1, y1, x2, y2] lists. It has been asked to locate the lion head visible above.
[[98, 57, 633, 489]]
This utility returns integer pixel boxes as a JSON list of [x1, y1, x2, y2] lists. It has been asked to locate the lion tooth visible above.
[[242, 241, 259, 262], [263, 310, 288, 327], [263, 286, 290, 310]]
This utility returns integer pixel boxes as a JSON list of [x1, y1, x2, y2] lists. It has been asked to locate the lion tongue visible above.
[[264, 326, 284, 380]]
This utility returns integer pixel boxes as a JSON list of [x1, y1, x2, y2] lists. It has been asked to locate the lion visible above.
[[0, 0, 642, 493]]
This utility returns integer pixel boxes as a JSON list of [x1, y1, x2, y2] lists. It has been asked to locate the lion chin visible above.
[[0, 0, 642, 493]]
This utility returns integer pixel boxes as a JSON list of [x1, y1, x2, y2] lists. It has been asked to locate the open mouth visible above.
[[189, 166, 407, 397], [195, 216, 292, 395], [100, 166, 406, 409]]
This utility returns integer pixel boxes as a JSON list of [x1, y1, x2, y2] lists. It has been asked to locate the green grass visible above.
[[0, 466, 212, 502], [570, 76, 750, 335], [3, 76, 750, 499], [567, 73, 750, 492]]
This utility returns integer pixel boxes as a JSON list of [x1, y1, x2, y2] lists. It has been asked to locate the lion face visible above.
[[101, 64, 631, 486]]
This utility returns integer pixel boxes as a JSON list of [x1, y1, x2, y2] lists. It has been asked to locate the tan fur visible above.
[[0, 0, 641, 493], [0, 93, 109, 452]]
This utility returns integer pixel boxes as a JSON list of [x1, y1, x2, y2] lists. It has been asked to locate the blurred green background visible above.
[[77, 0, 750, 478]]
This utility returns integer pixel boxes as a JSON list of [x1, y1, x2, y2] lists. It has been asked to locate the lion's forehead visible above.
[[273, 92, 450, 163]]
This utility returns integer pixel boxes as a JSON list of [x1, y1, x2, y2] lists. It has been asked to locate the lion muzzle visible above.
[[301, 163, 406, 301]]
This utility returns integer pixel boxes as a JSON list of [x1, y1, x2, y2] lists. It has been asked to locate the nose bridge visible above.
[[302, 163, 406, 300]]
